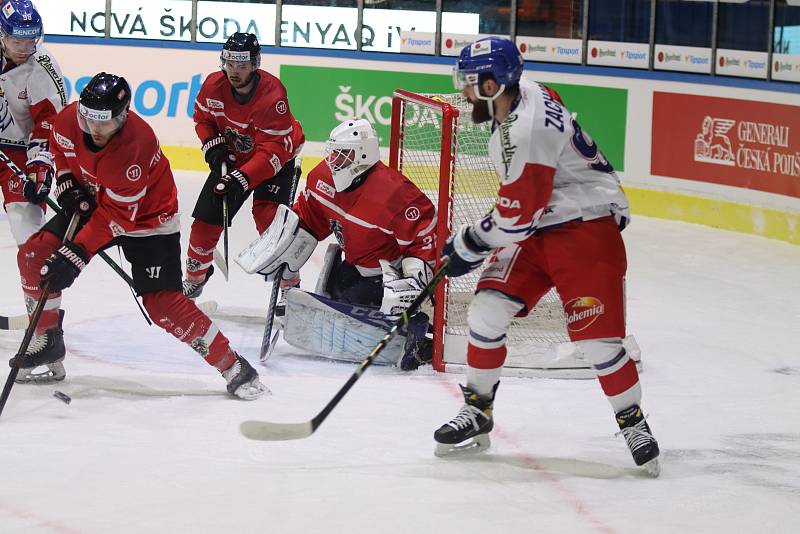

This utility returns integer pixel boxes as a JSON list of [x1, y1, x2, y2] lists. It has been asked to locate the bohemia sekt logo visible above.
[[565, 296, 605, 332]]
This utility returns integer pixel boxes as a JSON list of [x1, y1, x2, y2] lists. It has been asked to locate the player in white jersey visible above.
[[433, 37, 660, 475], [0, 0, 66, 245]]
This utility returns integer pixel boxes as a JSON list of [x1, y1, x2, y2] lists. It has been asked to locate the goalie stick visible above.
[[239, 257, 449, 441], [259, 158, 303, 361]]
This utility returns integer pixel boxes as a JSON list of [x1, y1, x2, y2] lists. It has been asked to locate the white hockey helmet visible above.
[[324, 119, 380, 192]]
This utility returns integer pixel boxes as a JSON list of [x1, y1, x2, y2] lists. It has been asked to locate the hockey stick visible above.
[[0, 313, 29, 331], [240, 257, 449, 441], [0, 149, 136, 290], [219, 162, 230, 282], [259, 158, 303, 361], [0, 211, 81, 419]]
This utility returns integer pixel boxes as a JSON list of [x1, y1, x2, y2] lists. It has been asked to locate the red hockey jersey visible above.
[[50, 103, 179, 254], [294, 160, 436, 276], [193, 70, 304, 188]]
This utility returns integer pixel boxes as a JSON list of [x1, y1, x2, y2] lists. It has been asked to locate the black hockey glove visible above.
[[40, 242, 90, 292], [54, 173, 96, 218], [23, 151, 54, 204], [213, 168, 249, 200], [202, 135, 236, 176], [442, 225, 492, 278]]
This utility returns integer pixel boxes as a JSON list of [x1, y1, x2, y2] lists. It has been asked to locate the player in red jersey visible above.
[[183, 32, 304, 299], [250, 119, 437, 369], [9, 72, 266, 399]]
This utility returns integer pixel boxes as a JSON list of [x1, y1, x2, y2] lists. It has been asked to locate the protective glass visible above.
[[76, 103, 126, 138]]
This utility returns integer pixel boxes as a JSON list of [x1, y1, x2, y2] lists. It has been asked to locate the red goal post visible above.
[[388, 89, 640, 378]]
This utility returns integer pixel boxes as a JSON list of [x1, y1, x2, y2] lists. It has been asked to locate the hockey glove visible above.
[[54, 173, 96, 218], [40, 241, 90, 292], [380, 260, 425, 319], [442, 224, 492, 278], [202, 135, 236, 176], [213, 168, 249, 201], [23, 151, 54, 204]]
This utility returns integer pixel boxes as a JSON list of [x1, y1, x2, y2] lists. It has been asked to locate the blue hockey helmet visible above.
[[0, 0, 43, 40], [453, 37, 524, 91]]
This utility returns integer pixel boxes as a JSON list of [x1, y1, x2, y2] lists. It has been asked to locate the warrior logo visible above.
[[223, 126, 254, 154], [330, 219, 345, 249], [694, 116, 735, 166]]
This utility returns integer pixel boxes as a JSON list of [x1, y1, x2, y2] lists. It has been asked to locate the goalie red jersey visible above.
[[193, 70, 304, 187], [294, 160, 436, 276], [49, 102, 178, 254]]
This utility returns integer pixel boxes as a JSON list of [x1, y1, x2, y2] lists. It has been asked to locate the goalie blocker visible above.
[[235, 206, 434, 369]]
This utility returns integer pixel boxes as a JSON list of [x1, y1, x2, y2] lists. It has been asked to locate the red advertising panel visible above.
[[652, 92, 800, 199]]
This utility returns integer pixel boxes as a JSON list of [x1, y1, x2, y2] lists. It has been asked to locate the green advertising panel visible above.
[[544, 82, 628, 171], [281, 65, 627, 171], [280, 65, 455, 145]]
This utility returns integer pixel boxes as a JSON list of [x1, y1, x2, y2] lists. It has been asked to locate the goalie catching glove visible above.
[[379, 257, 433, 319], [235, 204, 317, 279]]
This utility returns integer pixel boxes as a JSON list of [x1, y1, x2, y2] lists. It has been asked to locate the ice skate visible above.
[[222, 353, 268, 400], [434, 383, 498, 457], [9, 327, 66, 384], [615, 404, 661, 477], [183, 265, 214, 299]]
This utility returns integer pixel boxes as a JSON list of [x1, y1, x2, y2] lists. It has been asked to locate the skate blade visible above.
[[14, 362, 66, 384], [434, 434, 491, 458], [643, 458, 661, 478]]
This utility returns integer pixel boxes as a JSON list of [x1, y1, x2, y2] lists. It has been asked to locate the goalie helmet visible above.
[[77, 72, 131, 138], [324, 119, 380, 192], [220, 32, 261, 69], [0, 0, 42, 61]]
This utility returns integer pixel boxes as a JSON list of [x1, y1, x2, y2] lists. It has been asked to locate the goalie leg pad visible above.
[[283, 289, 405, 365], [314, 243, 342, 297]]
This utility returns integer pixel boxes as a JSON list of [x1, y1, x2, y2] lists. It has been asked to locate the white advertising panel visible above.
[[195, 2, 277, 45], [34, 0, 107, 37], [106, 0, 194, 41], [587, 40, 649, 69], [440, 33, 511, 57], [716, 49, 768, 79], [653, 44, 712, 74], [516, 36, 582, 64], [771, 53, 800, 83]]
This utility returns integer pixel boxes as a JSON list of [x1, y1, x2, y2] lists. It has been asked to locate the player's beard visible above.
[[228, 72, 254, 91], [470, 99, 492, 124]]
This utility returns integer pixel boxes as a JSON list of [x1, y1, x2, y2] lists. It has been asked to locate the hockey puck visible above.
[[53, 390, 72, 405]]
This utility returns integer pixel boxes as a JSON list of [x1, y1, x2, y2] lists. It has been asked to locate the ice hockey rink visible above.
[[1, 170, 798, 534]]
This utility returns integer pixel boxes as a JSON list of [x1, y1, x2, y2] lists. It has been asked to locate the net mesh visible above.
[[395, 93, 569, 358]]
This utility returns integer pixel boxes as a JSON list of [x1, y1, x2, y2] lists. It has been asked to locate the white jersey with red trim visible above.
[[0, 45, 67, 156], [471, 78, 630, 249]]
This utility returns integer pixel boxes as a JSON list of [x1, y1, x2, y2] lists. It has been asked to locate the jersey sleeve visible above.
[[388, 183, 437, 264], [238, 97, 296, 187], [292, 163, 333, 241], [48, 111, 74, 173], [192, 78, 219, 143], [27, 53, 68, 154], [473, 104, 566, 248], [72, 138, 159, 254]]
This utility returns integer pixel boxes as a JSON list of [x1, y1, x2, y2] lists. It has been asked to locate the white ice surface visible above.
[[1, 170, 799, 534]]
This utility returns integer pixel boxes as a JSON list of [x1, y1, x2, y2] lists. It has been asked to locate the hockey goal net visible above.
[[389, 90, 636, 378]]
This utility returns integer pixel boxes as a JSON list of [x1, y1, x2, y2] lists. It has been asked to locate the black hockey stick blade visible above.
[[239, 258, 449, 442], [259, 269, 283, 361]]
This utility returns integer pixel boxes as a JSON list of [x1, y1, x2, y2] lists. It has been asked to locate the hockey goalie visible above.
[[236, 119, 437, 370]]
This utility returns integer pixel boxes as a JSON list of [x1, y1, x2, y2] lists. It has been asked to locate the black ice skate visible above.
[[222, 353, 268, 400], [434, 382, 498, 457], [9, 327, 66, 384], [615, 404, 661, 477], [183, 264, 214, 299]]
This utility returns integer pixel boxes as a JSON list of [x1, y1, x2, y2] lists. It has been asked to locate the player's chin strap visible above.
[[473, 81, 507, 120]]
